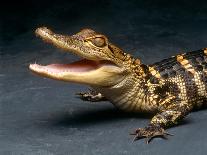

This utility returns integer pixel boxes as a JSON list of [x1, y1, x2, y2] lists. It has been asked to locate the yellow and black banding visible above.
[[148, 66, 161, 79], [180, 48, 207, 98], [152, 50, 200, 102], [175, 54, 200, 102], [151, 55, 181, 79], [176, 54, 196, 74]]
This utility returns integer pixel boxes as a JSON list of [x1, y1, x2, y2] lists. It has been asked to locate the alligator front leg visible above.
[[131, 100, 192, 143], [76, 89, 107, 102]]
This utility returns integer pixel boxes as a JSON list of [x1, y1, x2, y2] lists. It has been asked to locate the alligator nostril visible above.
[[35, 27, 53, 37]]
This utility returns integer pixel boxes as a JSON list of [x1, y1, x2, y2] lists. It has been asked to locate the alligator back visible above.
[[151, 49, 207, 78], [149, 48, 207, 107]]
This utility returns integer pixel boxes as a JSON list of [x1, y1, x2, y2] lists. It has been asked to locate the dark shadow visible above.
[[170, 119, 191, 129], [42, 106, 154, 128], [38, 105, 192, 129], [192, 102, 207, 112]]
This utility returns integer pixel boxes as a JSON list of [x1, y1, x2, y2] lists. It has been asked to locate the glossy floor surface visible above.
[[1, 1, 207, 154]]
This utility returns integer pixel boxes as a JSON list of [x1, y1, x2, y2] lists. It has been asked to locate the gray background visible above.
[[1, 0, 207, 154]]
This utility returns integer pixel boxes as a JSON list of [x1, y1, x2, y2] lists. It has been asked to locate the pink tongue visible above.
[[44, 59, 100, 73]]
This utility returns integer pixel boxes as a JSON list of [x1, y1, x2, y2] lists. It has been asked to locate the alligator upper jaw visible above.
[[29, 59, 126, 87], [34, 27, 104, 61], [29, 27, 126, 86]]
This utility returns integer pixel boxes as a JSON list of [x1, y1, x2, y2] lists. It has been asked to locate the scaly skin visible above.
[[29, 27, 207, 143]]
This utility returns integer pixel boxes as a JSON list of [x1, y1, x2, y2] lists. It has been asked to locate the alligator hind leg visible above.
[[76, 89, 107, 102], [131, 99, 193, 143]]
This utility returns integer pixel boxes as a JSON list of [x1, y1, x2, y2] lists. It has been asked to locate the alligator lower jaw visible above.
[[29, 59, 125, 86]]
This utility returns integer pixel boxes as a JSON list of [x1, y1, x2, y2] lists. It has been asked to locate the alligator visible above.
[[29, 27, 207, 143]]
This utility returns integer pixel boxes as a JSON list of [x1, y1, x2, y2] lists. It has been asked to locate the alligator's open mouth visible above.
[[29, 59, 117, 75], [29, 58, 124, 86], [29, 27, 126, 86]]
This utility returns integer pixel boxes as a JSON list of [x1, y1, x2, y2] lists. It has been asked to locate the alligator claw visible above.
[[130, 125, 173, 144], [76, 90, 107, 102]]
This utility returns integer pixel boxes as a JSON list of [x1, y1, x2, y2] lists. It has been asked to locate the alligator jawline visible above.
[[29, 59, 117, 75]]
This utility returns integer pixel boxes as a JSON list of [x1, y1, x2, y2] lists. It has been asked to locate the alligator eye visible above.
[[91, 37, 106, 47]]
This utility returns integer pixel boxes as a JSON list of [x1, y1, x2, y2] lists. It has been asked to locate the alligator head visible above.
[[29, 27, 144, 87]]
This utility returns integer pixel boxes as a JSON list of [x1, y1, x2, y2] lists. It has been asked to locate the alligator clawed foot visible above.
[[76, 90, 107, 102], [130, 124, 173, 144]]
